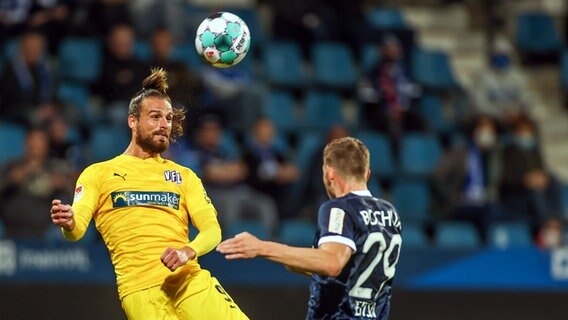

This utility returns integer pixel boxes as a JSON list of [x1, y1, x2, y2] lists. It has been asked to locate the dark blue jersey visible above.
[[306, 190, 402, 320]]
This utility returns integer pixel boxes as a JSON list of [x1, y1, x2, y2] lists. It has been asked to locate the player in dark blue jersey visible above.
[[217, 137, 403, 319]]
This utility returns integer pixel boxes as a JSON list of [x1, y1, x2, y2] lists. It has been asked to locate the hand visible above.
[[50, 199, 75, 231], [160, 247, 195, 272], [524, 170, 549, 190], [216, 232, 263, 260]]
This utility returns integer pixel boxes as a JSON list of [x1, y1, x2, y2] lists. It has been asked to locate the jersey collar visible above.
[[351, 190, 372, 197]]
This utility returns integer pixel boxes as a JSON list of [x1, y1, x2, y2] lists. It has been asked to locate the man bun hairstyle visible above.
[[129, 68, 186, 141], [323, 137, 370, 181]]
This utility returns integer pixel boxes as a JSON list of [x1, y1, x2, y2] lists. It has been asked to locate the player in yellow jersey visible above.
[[50, 68, 249, 320]]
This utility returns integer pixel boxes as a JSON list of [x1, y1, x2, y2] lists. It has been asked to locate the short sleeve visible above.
[[316, 201, 357, 252]]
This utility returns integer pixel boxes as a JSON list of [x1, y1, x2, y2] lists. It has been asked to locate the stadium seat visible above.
[[58, 38, 102, 83], [3, 38, 19, 60], [0, 220, 5, 239], [367, 8, 406, 29], [89, 126, 130, 163], [401, 223, 429, 248], [225, 221, 269, 240], [0, 122, 26, 165], [226, 8, 266, 45], [419, 93, 451, 133], [562, 183, 568, 218], [171, 42, 205, 71], [435, 222, 481, 249], [312, 42, 359, 89], [357, 131, 396, 178], [367, 175, 383, 198], [263, 41, 308, 88], [291, 132, 323, 197], [391, 180, 430, 223], [220, 130, 241, 159], [516, 12, 562, 54], [44, 223, 98, 245], [400, 133, 443, 176], [560, 50, 568, 91], [134, 40, 152, 61], [57, 82, 91, 121], [279, 220, 316, 247], [412, 48, 459, 90], [264, 91, 299, 132], [361, 43, 381, 73], [489, 222, 533, 248], [304, 90, 345, 130]]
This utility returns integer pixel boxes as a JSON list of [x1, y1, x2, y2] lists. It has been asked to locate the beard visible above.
[[136, 130, 169, 154]]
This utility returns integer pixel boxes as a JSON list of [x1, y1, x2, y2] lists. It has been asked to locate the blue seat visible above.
[[357, 131, 396, 178], [516, 12, 562, 54], [291, 132, 323, 198], [367, 175, 383, 198], [264, 91, 298, 132], [0, 122, 26, 165], [57, 82, 91, 120], [419, 93, 451, 133], [90, 126, 130, 163], [279, 220, 316, 247], [312, 42, 358, 89], [227, 8, 266, 45], [263, 41, 308, 87], [560, 50, 568, 90], [0, 220, 5, 239], [304, 91, 345, 130], [435, 222, 481, 249], [3, 38, 20, 60], [367, 8, 406, 29], [361, 43, 381, 73], [562, 183, 568, 218], [225, 221, 269, 240], [400, 133, 443, 176], [171, 42, 205, 71], [391, 180, 430, 223], [412, 48, 459, 90], [45, 223, 98, 245], [58, 38, 102, 83], [134, 40, 152, 61], [402, 223, 429, 248], [489, 222, 533, 248]]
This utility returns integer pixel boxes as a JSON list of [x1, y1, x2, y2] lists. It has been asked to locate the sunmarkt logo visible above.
[[111, 191, 180, 210]]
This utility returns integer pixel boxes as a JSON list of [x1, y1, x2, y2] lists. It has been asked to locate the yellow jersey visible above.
[[64, 154, 220, 299]]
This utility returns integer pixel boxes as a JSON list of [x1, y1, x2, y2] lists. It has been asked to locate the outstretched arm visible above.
[[217, 232, 353, 277]]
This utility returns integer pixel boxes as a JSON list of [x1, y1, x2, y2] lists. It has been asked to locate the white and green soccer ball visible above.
[[195, 12, 251, 68]]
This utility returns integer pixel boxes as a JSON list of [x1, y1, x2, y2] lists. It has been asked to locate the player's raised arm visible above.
[[217, 232, 353, 277]]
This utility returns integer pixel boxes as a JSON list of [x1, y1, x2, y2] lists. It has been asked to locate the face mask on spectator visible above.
[[515, 133, 536, 150], [474, 129, 496, 149], [490, 53, 511, 70]]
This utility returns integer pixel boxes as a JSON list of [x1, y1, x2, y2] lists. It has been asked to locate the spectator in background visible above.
[[150, 27, 204, 109], [93, 24, 145, 124], [0, 129, 74, 239], [302, 125, 349, 219], [46, 116, 83, 169], [191, 116, 278, 236], [243, 118, 300, 220], [359, 35, 426, 153], [0, 30, 54, 127], [471, 38, 532, 125], [84, 0, 131, 36], [432, 115, 503, 242], [499, 116, 564, 242], [26, 0, 73, 54]]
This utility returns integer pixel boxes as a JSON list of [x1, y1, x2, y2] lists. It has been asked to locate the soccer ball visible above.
[[195, 12, 251, 68]]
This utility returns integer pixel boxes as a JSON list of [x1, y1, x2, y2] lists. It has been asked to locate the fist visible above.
[[161, 247, 196, 272], [50, 199, 75, 231]]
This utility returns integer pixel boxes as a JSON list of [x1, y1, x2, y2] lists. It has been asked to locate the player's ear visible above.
[[128, 114, 137, 129], [366, 169, 371, 181]]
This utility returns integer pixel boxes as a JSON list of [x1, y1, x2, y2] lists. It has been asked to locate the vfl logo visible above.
[[111, 191, 180, 209], [113, 173, 127, 181], [164, 170, 182, 184]]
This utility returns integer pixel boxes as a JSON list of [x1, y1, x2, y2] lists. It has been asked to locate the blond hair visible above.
[[323, 137, 370, 181]]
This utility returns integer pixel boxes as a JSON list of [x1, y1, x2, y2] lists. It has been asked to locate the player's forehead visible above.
[[140, 96, 172, 114]]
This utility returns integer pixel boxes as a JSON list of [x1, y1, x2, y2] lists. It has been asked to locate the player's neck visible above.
[[333, 181, 368, 198], [123, 142, 161, 160]]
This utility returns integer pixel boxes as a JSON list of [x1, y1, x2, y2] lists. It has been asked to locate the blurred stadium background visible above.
[[1, 0, 568, 319]]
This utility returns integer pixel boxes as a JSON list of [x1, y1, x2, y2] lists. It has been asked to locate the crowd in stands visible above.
[[0, 0, 567, 250]]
